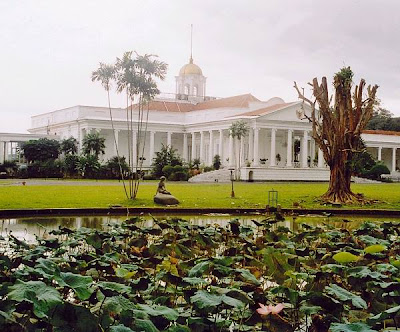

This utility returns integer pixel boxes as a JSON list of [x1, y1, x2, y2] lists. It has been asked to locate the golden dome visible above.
[[179, 57, 203, 76]]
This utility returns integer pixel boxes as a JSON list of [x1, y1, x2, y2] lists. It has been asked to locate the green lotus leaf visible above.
[[8, 280, 62, 318], [364, 244, 386, 254], [325, 284, 367, 309], [333, 252, 360, 264], [109, 325, 135, 332], [330, 322, 377, 332], [137, 304, 179, 321], [56, 272, 94, 300], [188, 261, 211, 277], [133, 319, 160, 332]]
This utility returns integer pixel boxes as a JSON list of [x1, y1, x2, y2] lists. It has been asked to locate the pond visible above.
[[2, 213, 399, 243], [1, 213, 399, 331]]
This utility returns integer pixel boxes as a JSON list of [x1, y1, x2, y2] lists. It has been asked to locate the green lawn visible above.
[[0, 181, 400, 210]]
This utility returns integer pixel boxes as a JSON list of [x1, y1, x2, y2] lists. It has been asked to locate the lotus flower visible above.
[[256, 303, 284, 316]]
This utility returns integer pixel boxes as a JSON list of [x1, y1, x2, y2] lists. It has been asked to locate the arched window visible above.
[[184, 84, 190, 95], [193, 85, 198, 96]]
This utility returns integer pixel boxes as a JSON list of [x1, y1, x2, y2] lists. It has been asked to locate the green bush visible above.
[[62, 155, 79, 177], [27, 160, 63, 178], [151, 144, 183, 178], [213, 155, 221, 170], [203, 166, 214, 173], [162, 165, 175, 178], [364, 163, 390, 180]]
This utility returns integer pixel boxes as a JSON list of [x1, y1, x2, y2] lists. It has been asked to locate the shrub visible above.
[[203, 166, 214, 173], [213, 155, 221, 170], [143, 174, 156, 180], [104, 156, 129, 179], [364, 163, 390, 180], [162, 165, 175, 178], [62, 155, 79, 177], [151, 144, 183, 178], [27, 160, 63, 178]]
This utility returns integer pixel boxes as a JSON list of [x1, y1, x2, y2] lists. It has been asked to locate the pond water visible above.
[[1, 214, 399, 243]]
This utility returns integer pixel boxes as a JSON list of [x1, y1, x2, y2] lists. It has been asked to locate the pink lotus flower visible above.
[[256, 303, 284, 316]]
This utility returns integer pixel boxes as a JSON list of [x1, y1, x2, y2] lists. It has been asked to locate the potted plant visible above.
[[260, 158, 267, 165]]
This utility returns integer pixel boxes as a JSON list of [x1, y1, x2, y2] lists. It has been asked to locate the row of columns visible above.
[[94, 127, 399, 172], [377, 146, 398, 172]]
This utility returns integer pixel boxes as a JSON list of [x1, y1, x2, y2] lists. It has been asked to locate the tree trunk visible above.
[[322, 154, 361, 203]]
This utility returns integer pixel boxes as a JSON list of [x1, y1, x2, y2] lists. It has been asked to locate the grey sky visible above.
[[1, 0, 399, 133]]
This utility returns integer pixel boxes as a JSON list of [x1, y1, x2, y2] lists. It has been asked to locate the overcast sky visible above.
[[1, 0, 399, 133]]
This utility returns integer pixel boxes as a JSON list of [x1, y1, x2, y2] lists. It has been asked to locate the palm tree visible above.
[[60, 137, 78, 155], [91, 63, 128, 197], [82, 132, 106, 159], [229, 120, 249, 179], [115, 51, 167, 199]]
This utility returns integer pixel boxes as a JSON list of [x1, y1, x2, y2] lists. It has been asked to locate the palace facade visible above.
[[22, 56, 400, 181]]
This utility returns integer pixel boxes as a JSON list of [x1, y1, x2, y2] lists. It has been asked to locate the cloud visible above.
[[1, 0, 399, 133]]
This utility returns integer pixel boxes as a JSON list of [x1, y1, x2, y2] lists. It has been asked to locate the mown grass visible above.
[[0, 181, 400, 210]]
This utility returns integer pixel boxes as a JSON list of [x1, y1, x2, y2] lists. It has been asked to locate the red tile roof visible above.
[[362, 130, 400, 136], [234, 102, 296, 117], [128, 100, 194, 112], [193, 94, 260, 110], [126, 94, 261, 113]]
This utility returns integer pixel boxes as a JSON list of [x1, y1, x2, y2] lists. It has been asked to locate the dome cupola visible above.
[[179, 56, 203, 76]]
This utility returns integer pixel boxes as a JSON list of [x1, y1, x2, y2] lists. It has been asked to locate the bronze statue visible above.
[[154, 176, 179, 205], [156, 176, 171, 195]]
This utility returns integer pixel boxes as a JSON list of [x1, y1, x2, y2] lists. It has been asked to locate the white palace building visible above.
[[3, 56, 400, 181]]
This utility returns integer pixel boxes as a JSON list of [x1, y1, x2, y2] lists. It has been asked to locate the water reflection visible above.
[[0, 214, 398, 244]]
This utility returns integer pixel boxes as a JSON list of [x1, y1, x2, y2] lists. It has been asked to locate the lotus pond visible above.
[[0, 214, 399, 331]]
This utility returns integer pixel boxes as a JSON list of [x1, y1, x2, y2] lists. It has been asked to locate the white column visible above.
[[301, 130, 308, 168], [113, 129, 119, 156], [240, 137, 244, 166], [132, 131, 137, 165], [183, 133, 188, 161], [270, 128, 276, 167], [318, 148, 324, 168], [218, 129, 223, 159], [229, 132, 234, 167], [0, 141, 4, 163], [392, 148, 397, 172], [253, 128, 259, 166], [200, 131, 204, 163], [286, 129, 293, 167], [191, 132, 196, 161], [378, 147, 382, 161], [248, 128, 254, 164], [208, 130, 213, 165], [149, 131, 155, 162], [311, 139, 316, 166], [167, 132, 172, 147]]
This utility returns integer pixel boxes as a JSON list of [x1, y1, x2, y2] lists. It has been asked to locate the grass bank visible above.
[[0, 181, 399, 210]]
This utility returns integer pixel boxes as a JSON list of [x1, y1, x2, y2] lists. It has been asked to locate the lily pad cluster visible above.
[[0, 216, 399, 331]]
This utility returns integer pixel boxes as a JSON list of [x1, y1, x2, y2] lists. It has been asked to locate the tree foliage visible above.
[[92, 51, 167, 199], [22, 138, 60, 163], [229, 120, 249, 178], [151, 144, 182, 178], [366, 107, 400, 131], [295, 67, 378, 203], [60, 137, 78, 155], [82, 132, 106, 159]]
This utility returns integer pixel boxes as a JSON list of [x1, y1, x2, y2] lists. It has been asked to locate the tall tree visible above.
[[294, 67, 378, 203], [60, 137, 78, 155], [92, 63, 128, 196], [22, 138, 60, 163], [115, 51, 167, 199], [82, 132, 106, 159], [229, 120, 249, 179]]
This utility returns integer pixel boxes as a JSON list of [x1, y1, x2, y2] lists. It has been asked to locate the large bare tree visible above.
[[294, 67, 378, 203]]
